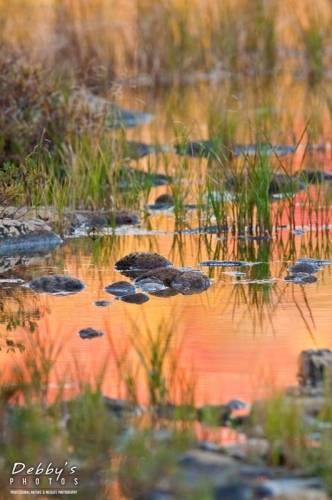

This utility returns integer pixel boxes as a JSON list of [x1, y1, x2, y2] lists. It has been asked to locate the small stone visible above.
[[154, 194, 174, 205], [115, 293, 150, 304], [26, 274, 86, 295], [115, 252, 173, 271], [170, 271, 210, 295], [226, 399, 249, 410], [93, 300, 112, 307], [104, 281, 136, 296], [78, 328, 105, 339]]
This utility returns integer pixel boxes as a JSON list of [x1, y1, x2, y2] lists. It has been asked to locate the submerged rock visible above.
[[78, 328, 105, 339], [170, 271, 210, 295], [297, 257, 332, 266], [93, 300, 112, 307], [25, 274, 86, 295], [199, 260, 244, 267], [115, 252, 173, 271], [104, 281, 136, 296], [115, 293, 150, 304]]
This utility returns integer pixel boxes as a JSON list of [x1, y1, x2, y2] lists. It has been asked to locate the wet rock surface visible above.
[[93, 300, 112, 307], [25, 274, 86, 295], [115, 252, 173, 271], [78, 327, 105, 339], [170, 271, 211, 294], [104, 281, 136, 296], [0, 219, 62, 255], [115, 292, 150, 304], [135, 277, 168, 293]]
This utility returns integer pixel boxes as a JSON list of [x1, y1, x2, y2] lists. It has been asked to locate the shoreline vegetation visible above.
[[1, 0, 332, 498]]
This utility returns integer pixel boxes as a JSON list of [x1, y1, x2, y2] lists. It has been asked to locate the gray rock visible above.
[[115, 293, 150, 304], [104, 281, 136, 296], [298, 349, 332, 387], [213, 483, 253, 500], [78, 328, 105, 339], [0, 219, 62, 255], [115, 252, 173, 271], [93, 300, 112, 307], [170, 271, 210, 295], [71, 209, 140, 228], [226, 399, 249, 410], [25, 274, 86, 295], [258, 477, 325, 497]]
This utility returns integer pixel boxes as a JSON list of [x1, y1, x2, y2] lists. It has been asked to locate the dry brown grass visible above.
[[1, 0, 332, 86]]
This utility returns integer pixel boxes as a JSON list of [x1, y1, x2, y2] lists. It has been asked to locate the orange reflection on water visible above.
[[0, 232, 332, 408]]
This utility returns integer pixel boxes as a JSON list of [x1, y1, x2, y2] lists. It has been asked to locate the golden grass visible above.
[[1, 0, 332, 85]]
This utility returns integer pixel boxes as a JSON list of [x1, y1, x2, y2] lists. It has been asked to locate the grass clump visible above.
[[0, 52, 69, 167]]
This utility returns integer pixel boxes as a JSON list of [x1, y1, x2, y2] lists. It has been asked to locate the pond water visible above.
[[1, 77, 332, 408], [1, 229, 332, 408]]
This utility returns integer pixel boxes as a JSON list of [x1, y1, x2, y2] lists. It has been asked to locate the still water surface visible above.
[[1, 229, 332, 407]]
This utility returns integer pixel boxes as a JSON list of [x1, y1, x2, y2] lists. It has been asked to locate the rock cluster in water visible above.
[[283, 257, 332, 285], [106, 252, 211, 302]]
